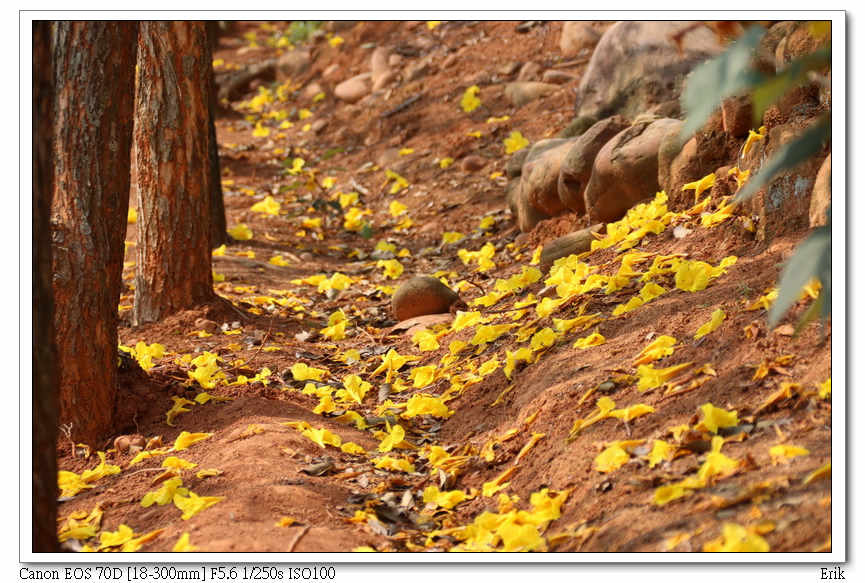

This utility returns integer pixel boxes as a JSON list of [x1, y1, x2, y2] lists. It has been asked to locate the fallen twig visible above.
[[287, 525, 311, 552]]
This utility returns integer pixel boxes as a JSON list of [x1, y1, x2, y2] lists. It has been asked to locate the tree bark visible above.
[[32, 20, 59, 553], [205, 23, 230, 248], [132, 21, 215, 326], [51, 22, 138, 446]]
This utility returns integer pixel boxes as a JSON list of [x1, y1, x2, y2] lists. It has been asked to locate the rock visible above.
[[743, 121, 828, 242], [515, 180, 553, 233], [575, 21, 724, 120], [322, 63, 342, 82], [721, 95, 754, 137], [377, 148, 401, 168], [276, 49, 311, 81], [540, 224, 603, 270], [517, 61, 542, 82], [392, 276, 462, 322], [559, 21, 600, 57], [584, 118, 682, 223], [370, 46, 393, 90], [498, 61, 521, 77], [301, 82, 324, 102], [558, 115, 631, 215], [310, 119, 327, 134], [505, 180, 521, 216], [647, 99, 681, 120], [405, 57, 433, 82], [373, 70, 396, 92], [334, 73, 372, 103], [461, 155, 487, 172], [504, 81, 559, 107], [542, 70, 579, 85], [506, 148, 531, 179], [521, 140, 575, 216], [754, 21, 796, 74], [777, 21, 828, 67], [194, 318, 219, 334], [388, 54, 404, 68], [809, 154, 831, 228], [557, 115, 599, 139]]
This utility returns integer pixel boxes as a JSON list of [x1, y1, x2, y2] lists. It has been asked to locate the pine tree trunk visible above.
[[205, 23, 229, 248], [132, 21, 215, 325], [51, 22, 138, 445], [32, 20, 59, 554]]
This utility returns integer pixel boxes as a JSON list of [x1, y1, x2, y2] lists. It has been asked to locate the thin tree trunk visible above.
[[132, 21, 215, 325], [51, 22, 138, 445], [205, 22, 229, 248], [32, 20, 59, 553]]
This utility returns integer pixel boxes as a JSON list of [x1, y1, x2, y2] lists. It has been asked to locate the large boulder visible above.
[[584, 118, 682, 223], [515, 180, 553, 233], [809, 154, 831, 228], [574, 21, 724, 120], [521, 140, 576, 216], [740, 120, 829, 242], [558, 115, 631, 215]]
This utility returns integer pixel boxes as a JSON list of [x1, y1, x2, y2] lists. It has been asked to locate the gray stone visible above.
[[584, 118, 682, 223], [575, 21, 723, 120], [558, 115, 631, 215], [504, 81, 560, 107]]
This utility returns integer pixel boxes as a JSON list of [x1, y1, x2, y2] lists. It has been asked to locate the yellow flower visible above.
[[389, 200, 408, 217], [695, 403, 739, 433], [742, 126, 767, 157], [403, 394, 453, 418], [410, 365, 437, 388], [329, 36, 344, 47], [173, 491, 224, 520], [633, 335, 677, 366], [227, 223, 253, 240], [594, 443, 630, 473], [695, 309, 726, 339], [439, 157, 454, 169], [252, 122, 270, 138], [769, 444, 810, 464], [250, 195, 281, 215], [504, 131, 529, 154], [377, 259, 404, 280], [460, 85, 482, 113], [703, 523, 769, 552], [530, 327, 558, 351], [573, 331, 605, 349], [442, 231, 465, 245], [681, 172, 716, 201], [423, 486, 471, 509], [291, 362, 327, 381], [647, 440, 676, 468], [636, 362, 692, 392]]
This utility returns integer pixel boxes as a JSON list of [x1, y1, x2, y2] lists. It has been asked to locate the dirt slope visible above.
[[55, 20, 831, 554]]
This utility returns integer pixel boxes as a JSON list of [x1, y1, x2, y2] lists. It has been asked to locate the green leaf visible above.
[[359, 223, 374, 239], [733, 116, 829, 203], [679, 25, 766, 141], [768, 225, 830, 329], [751, 48, 831, 123]]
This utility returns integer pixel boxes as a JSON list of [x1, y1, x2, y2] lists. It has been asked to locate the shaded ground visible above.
[[55, 20, 831, 554]]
